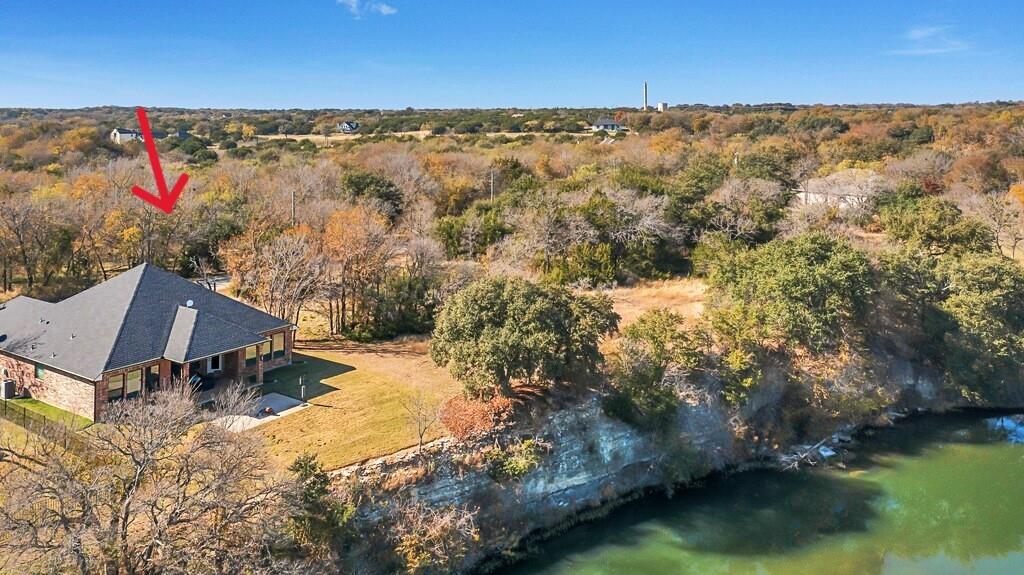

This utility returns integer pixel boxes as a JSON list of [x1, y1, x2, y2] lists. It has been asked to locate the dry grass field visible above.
[[600, 278, 707, 328]]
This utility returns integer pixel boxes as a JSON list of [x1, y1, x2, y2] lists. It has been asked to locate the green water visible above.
[[499, 412, 1024, 575]]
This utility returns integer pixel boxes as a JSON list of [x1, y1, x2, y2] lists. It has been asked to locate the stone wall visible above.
[[0, 352, 96, 420]]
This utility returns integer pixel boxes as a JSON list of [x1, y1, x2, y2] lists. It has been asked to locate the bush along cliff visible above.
[[317, 199, 1024, 574]]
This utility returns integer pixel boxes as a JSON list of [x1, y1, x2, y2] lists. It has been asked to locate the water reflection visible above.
[[498, 412, 1024, 575]]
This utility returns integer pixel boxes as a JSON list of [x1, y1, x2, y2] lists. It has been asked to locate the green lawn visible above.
[[254, 348, 461, 470], [6, 398, 92, 431], [261, 355, 353, 401]]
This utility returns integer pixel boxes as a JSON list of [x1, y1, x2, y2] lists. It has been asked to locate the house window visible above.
[[107, 375, 124, 402], [34, 364, 45, 379], [245, 345, 258, 367], [261, 342, 271, 362], [208, 354, 221, 372], [125, 370, 142, 399], [272, 333, 285, 359]]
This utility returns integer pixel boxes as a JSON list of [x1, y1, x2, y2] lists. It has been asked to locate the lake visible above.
[[498, 411, 1024, 575]]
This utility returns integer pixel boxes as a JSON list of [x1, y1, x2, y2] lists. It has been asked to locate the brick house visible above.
[[0, 263, 296, 421]]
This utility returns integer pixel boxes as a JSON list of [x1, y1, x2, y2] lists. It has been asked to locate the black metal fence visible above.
[[0, 400, 94, 455]]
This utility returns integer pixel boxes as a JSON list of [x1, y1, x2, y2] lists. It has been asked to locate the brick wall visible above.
[[0, 352, 96, 421], [94, 358, 167, 421], [235, 328, 294, 384], [261, 328, 294, 373], [0, 326, 295, 423]]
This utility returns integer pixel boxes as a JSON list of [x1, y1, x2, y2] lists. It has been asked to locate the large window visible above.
[[261, 341, 271, 362], [125, 370, 142, 399], [272, 332, 286, 359], [245, 345, 258, 367], [34, 363, 45, 379], [208, 354, 221, 372], [107, 375, 124, 402]]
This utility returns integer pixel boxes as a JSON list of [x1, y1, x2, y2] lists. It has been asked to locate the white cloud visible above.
[[906, 25, 948, 40], [337, 0, 397, 17], [889, 25, 970, 56]]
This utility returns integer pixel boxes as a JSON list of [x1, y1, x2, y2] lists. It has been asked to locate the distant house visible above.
[[656, 102, 669, 113], [109, 128, 189, 145], [0, 264, 295, 421], [336, 121, 361, 134], [109, 128, 143, 145], [795, 169, 890, 210], [591, 118, 624, 133]]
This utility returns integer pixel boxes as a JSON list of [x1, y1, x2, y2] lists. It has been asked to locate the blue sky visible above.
[[1, 0, 1022, 109]]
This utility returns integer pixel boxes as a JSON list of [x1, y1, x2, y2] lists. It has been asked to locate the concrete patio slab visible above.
[[215, 392, 309, 432]]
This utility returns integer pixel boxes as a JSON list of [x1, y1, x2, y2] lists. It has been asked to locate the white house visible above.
[[591, 118, 624, 133], [109, 128, 143, 145], [336, 121, 360, 134], [796, 169, 892, 210]]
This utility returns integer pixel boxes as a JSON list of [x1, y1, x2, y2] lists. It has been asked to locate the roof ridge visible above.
[[99, 264, 149, 372], [181, 307, 198, 359]]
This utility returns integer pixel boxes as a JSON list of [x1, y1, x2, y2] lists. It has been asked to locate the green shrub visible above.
[[936, 252, 1024, 403], [880, 196, 993, 255], [430, 276, 618, 398], [706, 232, 874, 352], [603, 309, 707, 432], [486, 439, 545, 481]]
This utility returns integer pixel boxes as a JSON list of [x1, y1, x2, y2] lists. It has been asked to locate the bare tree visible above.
[[190, 254, 219, 291], [244, 232, 324, 323], [388, 499, 479, 574], [708, 178, 790, 240], [956, 190, 1024, 258], [0, 384, 316, 575], [400, 389, 442, 455]]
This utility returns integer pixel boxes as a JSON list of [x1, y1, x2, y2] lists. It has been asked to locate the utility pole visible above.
[[489, 169, 495, 202]]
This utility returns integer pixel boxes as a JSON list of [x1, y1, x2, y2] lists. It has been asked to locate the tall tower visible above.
[[643, 81, 649, 111]]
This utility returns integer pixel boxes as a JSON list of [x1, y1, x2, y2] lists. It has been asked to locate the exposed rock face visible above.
[[334, 355, 945, 573], [335, 396, 737, 570]]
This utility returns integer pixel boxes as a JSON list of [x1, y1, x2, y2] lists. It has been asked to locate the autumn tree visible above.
[[320, 204, 395, 335]]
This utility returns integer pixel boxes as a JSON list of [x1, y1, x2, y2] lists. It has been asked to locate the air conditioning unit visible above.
[[1, 379, 16, 400]]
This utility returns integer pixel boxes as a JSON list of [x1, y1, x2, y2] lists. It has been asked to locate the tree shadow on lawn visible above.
[[261, 352, 352, 402]]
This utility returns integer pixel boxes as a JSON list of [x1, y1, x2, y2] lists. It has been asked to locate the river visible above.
[[498, 411, 1024, 575]]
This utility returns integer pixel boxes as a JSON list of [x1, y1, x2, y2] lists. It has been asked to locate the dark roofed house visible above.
[[590, 118, 624, 133], [0, 264, 295, 421], [336, 120, 360, 134], [110, 127, 143, 145]]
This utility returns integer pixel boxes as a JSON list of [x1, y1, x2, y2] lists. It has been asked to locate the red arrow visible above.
[[131, 106, 188, 214]]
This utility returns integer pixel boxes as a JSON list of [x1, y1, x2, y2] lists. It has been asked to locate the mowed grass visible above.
[[254, 344, 460, 471], [254, 279, 706, 470], [6, 398, 92, 431]]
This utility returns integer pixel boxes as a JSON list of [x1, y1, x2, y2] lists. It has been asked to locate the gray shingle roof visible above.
[[0, 264, 291, 381]]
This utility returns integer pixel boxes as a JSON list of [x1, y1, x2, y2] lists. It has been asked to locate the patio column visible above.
[[236, 349, 245, 384], [159, 359, 172, 389], [257, 343, 264, 385]]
